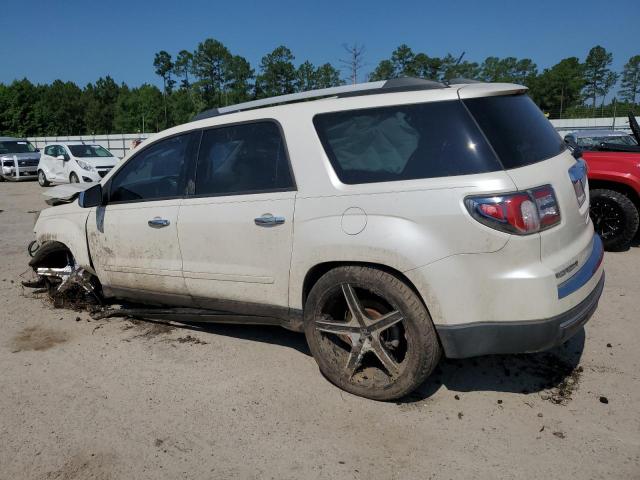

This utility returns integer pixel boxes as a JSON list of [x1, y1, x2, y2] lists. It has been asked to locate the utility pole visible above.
[[340, 43, 366, 84]]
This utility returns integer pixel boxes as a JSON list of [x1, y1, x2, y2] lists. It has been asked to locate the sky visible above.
[[1, 0, 638, 90]]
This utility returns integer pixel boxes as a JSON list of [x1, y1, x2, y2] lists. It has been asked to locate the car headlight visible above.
[[76, 160, 95, 172]]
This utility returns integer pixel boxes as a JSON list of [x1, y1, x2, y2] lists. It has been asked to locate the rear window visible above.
[[464, 94, 566, 169], [313, 100, 501, 184]]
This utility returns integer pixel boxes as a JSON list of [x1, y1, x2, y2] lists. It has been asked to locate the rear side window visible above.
[[464, 94, 566, 169], [195, 121, 294, 196], [313, 101, 500, 184]]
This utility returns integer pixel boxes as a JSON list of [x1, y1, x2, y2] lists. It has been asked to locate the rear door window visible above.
[[313, 100, 500, 184], [194, 121, 294, 196], [464, 94, 566, 169]]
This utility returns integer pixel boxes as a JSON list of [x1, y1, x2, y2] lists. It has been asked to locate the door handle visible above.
[[254, 213, 285, 227], [148, 217, 170, 228]]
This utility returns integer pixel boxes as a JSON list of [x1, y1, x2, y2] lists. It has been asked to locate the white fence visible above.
[[550, 117, 633, 135], [26, 133, 153, 159], [23, 117, 635, 158]]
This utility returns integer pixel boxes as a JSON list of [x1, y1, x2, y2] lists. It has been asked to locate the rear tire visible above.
[[304, 266, 442, 401], [38, 170, 50, 187], [69, 172, 79, 184], [590, 188, 639, 251]]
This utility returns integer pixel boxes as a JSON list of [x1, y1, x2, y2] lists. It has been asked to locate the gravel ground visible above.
[[0, 181, 639, 480]]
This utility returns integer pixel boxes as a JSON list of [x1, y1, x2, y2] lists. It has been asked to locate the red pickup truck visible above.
[[564, 118, 640, 251]]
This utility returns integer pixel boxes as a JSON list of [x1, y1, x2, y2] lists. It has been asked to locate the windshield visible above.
[[0, 141, 37, 154], [464, 94, 566, 169], [68, 145, 112, 158], [577, 135, 638, 148]]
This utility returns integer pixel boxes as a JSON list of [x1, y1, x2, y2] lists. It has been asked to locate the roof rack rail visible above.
[[192, 77, 447, 121]]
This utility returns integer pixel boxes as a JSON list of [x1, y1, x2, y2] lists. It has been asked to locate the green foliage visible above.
[[1, 40, 637, 137], [528, 57, 585, 116], [620, 55, 640, 104], [256, 46, 297, 97], [479, 56, 537, 85], [583, 45, 618, 108]]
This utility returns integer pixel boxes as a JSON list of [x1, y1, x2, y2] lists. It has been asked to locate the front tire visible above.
[[304, 266, 442, 401], [69, 172, 80, 184], [590, 188, 639, 251], [38, 170, 50, 187]]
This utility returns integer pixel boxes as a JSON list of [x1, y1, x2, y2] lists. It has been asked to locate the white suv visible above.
[[29, 78, 604, 400], [37, 142, 118, 186]]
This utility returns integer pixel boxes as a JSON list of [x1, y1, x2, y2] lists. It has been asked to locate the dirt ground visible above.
[[0, 181, 638, 480]]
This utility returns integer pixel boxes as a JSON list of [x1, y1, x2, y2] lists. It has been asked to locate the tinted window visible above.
[[110, 133, 195, 203], [0, 141, 36, 154], [195, 121, 293, 195], [313, 101, 500, 184], [44, 146, 55, 155], [464, 94, 566, 169], [69, 145, 112, 157]]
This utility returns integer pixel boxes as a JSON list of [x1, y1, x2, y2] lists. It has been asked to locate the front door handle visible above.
[[148, 217, 170, 228], [254, 213, 285, 227]]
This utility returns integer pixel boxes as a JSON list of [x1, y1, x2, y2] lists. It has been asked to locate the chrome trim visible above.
[[148, 217, 170, 228], [254, 213, 285, 227]]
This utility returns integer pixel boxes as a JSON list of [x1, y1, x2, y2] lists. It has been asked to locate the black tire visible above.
[[69, 172, 79, 183], [0, 175, 4, 182], [304, 266, 442, 401], [38, 170, 50, 187], [590, 188, 639, 251]]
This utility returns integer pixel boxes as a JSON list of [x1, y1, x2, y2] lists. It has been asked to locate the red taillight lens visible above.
[[465, 185, 560, 235]]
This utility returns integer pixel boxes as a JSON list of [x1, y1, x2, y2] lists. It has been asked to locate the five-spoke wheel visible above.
[[304, 266, 441, 401]]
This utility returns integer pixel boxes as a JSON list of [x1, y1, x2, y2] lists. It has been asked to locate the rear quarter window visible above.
[[313, 100, 501, 185], [463, 94, 566, 169]]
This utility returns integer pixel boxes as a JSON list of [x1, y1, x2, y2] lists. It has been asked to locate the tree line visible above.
[[0, 39, 638, 137]]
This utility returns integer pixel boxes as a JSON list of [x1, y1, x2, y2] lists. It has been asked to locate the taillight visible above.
[[465, 185, 561, 235]]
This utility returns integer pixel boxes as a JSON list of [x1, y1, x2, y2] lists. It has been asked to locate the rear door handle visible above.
[[148, 217, 170, 228], [254, 213, 285, 227]]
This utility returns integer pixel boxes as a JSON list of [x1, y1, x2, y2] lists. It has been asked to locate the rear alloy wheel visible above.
[[590, 188, 639, 251], [304, 266, 441, 401], [38, 170, 50, 187], [69, 172, 80, 183]]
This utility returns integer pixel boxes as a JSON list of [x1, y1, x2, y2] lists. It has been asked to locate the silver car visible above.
[[0, 137, 40, 181]]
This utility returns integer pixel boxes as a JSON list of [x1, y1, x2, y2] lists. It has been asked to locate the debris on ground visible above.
[[174, 335, 208, 345], [599, 396, 609, 404], [552, 431, 565, 439]]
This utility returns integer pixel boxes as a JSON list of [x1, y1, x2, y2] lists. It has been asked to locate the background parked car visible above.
[[37, 142, 119, 187], [0, 137, 40, 182], [565, 125, 640, 251], [564, 130, 638, 150]]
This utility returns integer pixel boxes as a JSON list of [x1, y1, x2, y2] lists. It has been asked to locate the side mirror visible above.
[[55, 155, 69, 161], [78, 184, 103, 208]]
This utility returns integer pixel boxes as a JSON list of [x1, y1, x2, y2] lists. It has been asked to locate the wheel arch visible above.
[[34, 213, 93, 271], [29, 240, 73, 270], [301, 261, 426, 312], [589, 179, 640, 209]]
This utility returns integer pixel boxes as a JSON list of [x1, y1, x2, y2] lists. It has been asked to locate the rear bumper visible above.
[[436, 272, 604, 358]]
